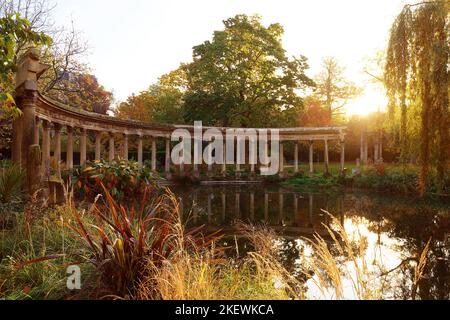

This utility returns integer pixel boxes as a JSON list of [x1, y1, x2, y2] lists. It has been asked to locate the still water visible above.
[[169, 183, 450, 300]]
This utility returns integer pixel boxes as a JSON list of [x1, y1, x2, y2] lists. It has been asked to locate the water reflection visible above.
[[169, 184, 450, 299]]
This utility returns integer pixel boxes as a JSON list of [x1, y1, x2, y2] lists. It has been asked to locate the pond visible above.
[[168, 183, 450, 300]]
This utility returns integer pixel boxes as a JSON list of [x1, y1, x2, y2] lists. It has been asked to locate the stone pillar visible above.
[[15, 49, 48, 169], [294, 142, 299, 173], [374, 140, 379, 162], [340, 138, 345, 174], [66, 126, 74, 170], [151, 137, 157, 171], [80, 128, 87, 166], [95, 132, 102, 161], [360, 131, 364, 165], [324, 139, 329, 175], [279, 142, 284, 175], [53, 123, 61, 176], [123, 134, 128, 160], [309, 140, 314, 174], [137, 135, 143, 166], [222, 140, 227, 177], [27, 144, 41, 196], [379, 130, 383, 161], [34, 117, 40, 145], [108, 133, 115, 162], [363, 135, 368, 163], [41, 120, 51, 178], [165, 138, 171, 178]]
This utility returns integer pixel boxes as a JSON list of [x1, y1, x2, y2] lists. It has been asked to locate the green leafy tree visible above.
[[0, 12, 51, 120], [314, 57, 361, 124], [385, 1, 449, 195], [182, 14, 314, 127]]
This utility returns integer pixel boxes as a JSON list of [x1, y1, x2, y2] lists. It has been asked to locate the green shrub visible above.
[[0, 161, 24, 204], [70, 159, 160, 201]]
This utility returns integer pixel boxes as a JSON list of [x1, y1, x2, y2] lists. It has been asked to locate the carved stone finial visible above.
[[15, 48, 49, 92]]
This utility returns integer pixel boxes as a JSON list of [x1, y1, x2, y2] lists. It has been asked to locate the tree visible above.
[[315, 57, 361, 123], [385, 1, 449, 195], [182, 14, 314, 127], [0, 12, 51, 120], [115, 68, 186, 124], [298, 96, 330, 127], [51, 73, 113, 114], [0, 0, 93, 106]]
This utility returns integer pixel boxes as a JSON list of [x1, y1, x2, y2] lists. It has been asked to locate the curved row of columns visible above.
[[34, 116, 346, 179], [35, 117, 166, 178]]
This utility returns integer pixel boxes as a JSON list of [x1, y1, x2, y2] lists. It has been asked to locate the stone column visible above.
[[66, 126, 74, 170], [165, 138, 171, 178], [363, 135, 368, 163], [222, 140, 227, 177], [108, 133, 115, 162], [34, 117, 41, 145], [42, 120, 51, 178], [324, 139, 329, 175], [309, 140, 314, 174], [340, 138, 345, 174], [279, 142, 284, 175], [95, 132, 102, 161], [138, 135, 143, 166], [14, 49, 48, 169], [80, 128, 87, 166], [360, 131, 364, 165], [151, 137, 157, 171], [53, 123, 61, 176], [294, 142, 299, 173], [123, 134, 128, 160]]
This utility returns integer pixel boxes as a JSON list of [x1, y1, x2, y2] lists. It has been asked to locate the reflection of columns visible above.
[[151, 137, 156, 171], [293, 194, 298, 218], [207, 193, 212, 223], [95, 132, 101, 161], [123, 134, 128, 160], [264, 193, 269, 222], [179, 197, 184, 221], [137, 135, 143, 166], [34, 117, 40, 145], [250, 192, 255, 221], [279, 143, 284, 175], [279, 193, 284, 225], [221, 192, 226, 221], [54, 123, 61, 175], [165, 138, 171, 177], [340, 138, 345, 173], [66, 126, 74, 170], [235, 193, 240, 218], [294, 142, 299, 173], [192, 192, 197, 223], [308, 194, 313, 225], [42, 120, 51, 177], [309, 140, 314, 174], [80, 128, 87, 166], [108, 133, 115, 162], [324, 139, 329, 175]]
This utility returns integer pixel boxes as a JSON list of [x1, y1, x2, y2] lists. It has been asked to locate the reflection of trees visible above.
[[382, 207, 450, 300]]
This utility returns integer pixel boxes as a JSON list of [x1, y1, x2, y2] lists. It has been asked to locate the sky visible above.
[[52, 0, 414, 116]]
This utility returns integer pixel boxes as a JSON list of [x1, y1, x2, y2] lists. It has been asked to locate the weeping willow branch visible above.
[[384, 1, 449, 196]]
